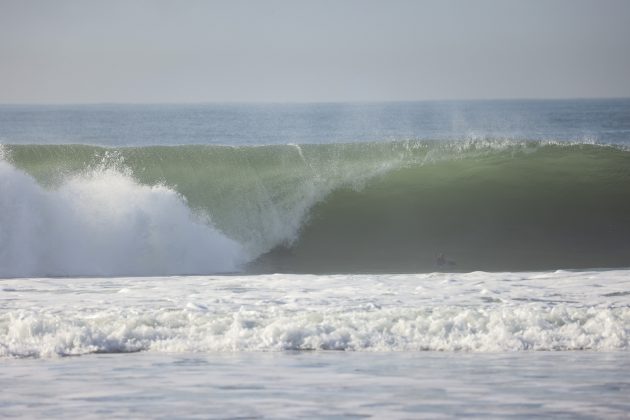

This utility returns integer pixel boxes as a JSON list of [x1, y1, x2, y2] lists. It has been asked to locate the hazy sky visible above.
[[1, 0, 629, 103]]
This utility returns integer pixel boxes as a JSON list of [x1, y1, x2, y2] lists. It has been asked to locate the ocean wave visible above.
[[2, 140, 630, 276]]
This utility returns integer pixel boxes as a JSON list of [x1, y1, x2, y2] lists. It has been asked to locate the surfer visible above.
[[436, 253, 456, 268]]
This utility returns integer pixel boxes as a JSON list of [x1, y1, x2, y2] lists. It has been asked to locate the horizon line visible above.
[[1, 96, 630, 107]]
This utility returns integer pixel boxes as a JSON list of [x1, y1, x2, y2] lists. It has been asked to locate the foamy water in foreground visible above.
[[2, 270, 628, 357], [1, 270, 629, 418]]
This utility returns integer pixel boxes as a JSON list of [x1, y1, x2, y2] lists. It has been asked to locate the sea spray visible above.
[[0, 155, 243, 277]]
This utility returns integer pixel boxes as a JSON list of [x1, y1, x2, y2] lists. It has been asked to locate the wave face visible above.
[[2, 140, 630, 275]]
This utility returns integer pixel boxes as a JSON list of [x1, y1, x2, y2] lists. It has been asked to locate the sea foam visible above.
[[0, 159, 243, 277], [1, 271, 628, 358]]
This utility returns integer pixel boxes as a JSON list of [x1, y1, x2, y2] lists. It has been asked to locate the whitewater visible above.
[[0, 152, 243, 277], [2, 270, 629, 357], [1, 100, 629, 418], [2, 270, 629, 417]]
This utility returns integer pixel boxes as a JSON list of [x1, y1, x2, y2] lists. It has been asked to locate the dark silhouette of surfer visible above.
[[436, 253, 456, 268]]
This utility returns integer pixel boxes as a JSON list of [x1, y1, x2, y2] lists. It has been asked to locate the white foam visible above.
[[1, 270, 628, 357], [0, 159, 244, 277]]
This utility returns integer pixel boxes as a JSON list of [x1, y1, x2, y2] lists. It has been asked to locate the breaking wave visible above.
[[2, 139, 630, 276]]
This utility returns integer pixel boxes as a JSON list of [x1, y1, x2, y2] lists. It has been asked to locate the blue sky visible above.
[[1, 0, 629, 103]]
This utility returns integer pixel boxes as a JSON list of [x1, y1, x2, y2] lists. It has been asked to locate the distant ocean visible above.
[[1, 100, 629, 418]]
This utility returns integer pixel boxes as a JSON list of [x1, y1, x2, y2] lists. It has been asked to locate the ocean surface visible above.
[[1, 99, 629, 418]]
